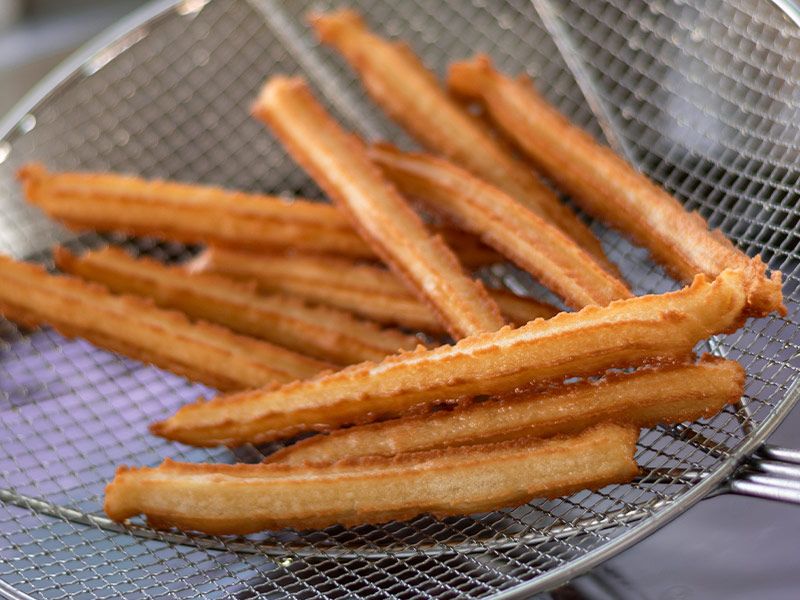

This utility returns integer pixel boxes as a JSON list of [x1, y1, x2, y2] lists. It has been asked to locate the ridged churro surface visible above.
[[447, 56, 784, 317], [252, 76, 505, 338], [0, 255, 330, 390], [267, 356, 743, 465], [105, 423, 639, 533], [55, 246, 418, 364], [370, 143, 631, 309], [153, 270, 748, 446], [18, 163, 371, 258], [18, 163, 503, 268], [196, 247, 557, 332], [310, 9, 616, 272]]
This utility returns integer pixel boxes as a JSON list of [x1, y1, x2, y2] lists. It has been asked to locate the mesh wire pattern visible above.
[[0, 0, 799, 597]]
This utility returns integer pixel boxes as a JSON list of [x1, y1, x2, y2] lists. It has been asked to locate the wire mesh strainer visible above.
[[1, 0, 800, 597]]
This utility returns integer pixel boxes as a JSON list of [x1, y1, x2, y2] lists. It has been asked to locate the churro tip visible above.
[[446, 58, 491, 97], [742, 255, 786, 316], [182, 250, 210, 274], [51, 245, 76, 268], [252, 76, 307, 116], [16, 161, 47, 182], [112, 464, 133, 477], [465, 54, 494, 71], [307, 7, 365, 36], [448, 54, 491, 73]]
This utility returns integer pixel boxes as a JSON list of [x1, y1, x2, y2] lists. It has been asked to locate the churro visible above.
[[153, 269, 748, 447], [18, 163, 499, 267], [54, 246, 418, 365], [0, 255, 330, 390], [192, 247, 558, 332], [310, 9, 617, 274], [105, 423, 639, 533], [370, 143, 631, 309], [447, 56, 785, 317], [18, 163, 371, 258], [267, 356, 742, 465], [252, 76, 505, 338]]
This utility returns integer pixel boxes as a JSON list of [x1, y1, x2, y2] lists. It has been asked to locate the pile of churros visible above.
[[0, 9, 785, 535]]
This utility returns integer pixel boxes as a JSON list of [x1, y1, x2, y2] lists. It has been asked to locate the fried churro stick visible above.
[[18, 163, 372, 258], [54, 246, 418, 365], [0, 255, 330, 391], [153, 269, 748, 447], [252, 77, 505, 339], [192, 247, 558, 332], [448, 56, 785, 317], [105, 423, 639, 533], [370, 144, 631, 309], [17, 163, 500, 267], [309, 10, 617, 274], [267, 356, 742, 465]]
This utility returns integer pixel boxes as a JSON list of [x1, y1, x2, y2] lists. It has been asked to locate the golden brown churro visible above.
[[267, 356, 742, 465], [0, 255, 330, 391], [310, 9, 617, 273], [18, 163, 372, 258], [105, 423, 639, 533], [54, 246, 418, 365], [252, 76, 505, 338], [18, 163, 500, 268], [447, 56, 785, 317], [193, 247, 558, 332], [152, 269, 748, 447], [370, 143, 631, 309]]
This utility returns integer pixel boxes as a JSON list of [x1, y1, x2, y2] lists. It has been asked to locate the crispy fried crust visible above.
[[54, 246, 418, 365], [152, 270, 748, 446], [251, 77, 505, 339], [370, 143, 630, 309], [309, 9, 616, 273], [0, 254, 330, 390], [193, 247, 558, 332], [17, 163, 372, 258], [105, 423, 639, 533], [447, 56, 785, 317], [267, 356, 742, 465], [17, 163, 499, 268]]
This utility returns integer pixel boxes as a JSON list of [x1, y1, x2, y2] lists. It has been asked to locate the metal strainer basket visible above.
[[2, 0, 800, 597]]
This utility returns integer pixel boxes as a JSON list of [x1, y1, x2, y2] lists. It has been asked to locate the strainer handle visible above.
[[727, 445, 800, 504]]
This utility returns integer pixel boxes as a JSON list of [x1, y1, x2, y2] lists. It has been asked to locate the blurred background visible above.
[[0, 0, 147, 115]]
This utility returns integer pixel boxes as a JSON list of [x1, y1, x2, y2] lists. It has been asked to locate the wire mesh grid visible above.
[[0, 0, 799, 597]]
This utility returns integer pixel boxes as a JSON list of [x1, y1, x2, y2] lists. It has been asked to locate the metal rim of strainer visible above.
[[1, 1, 800, 598]]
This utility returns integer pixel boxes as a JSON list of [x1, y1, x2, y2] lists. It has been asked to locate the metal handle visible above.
[[727, 445, 800, 504]]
